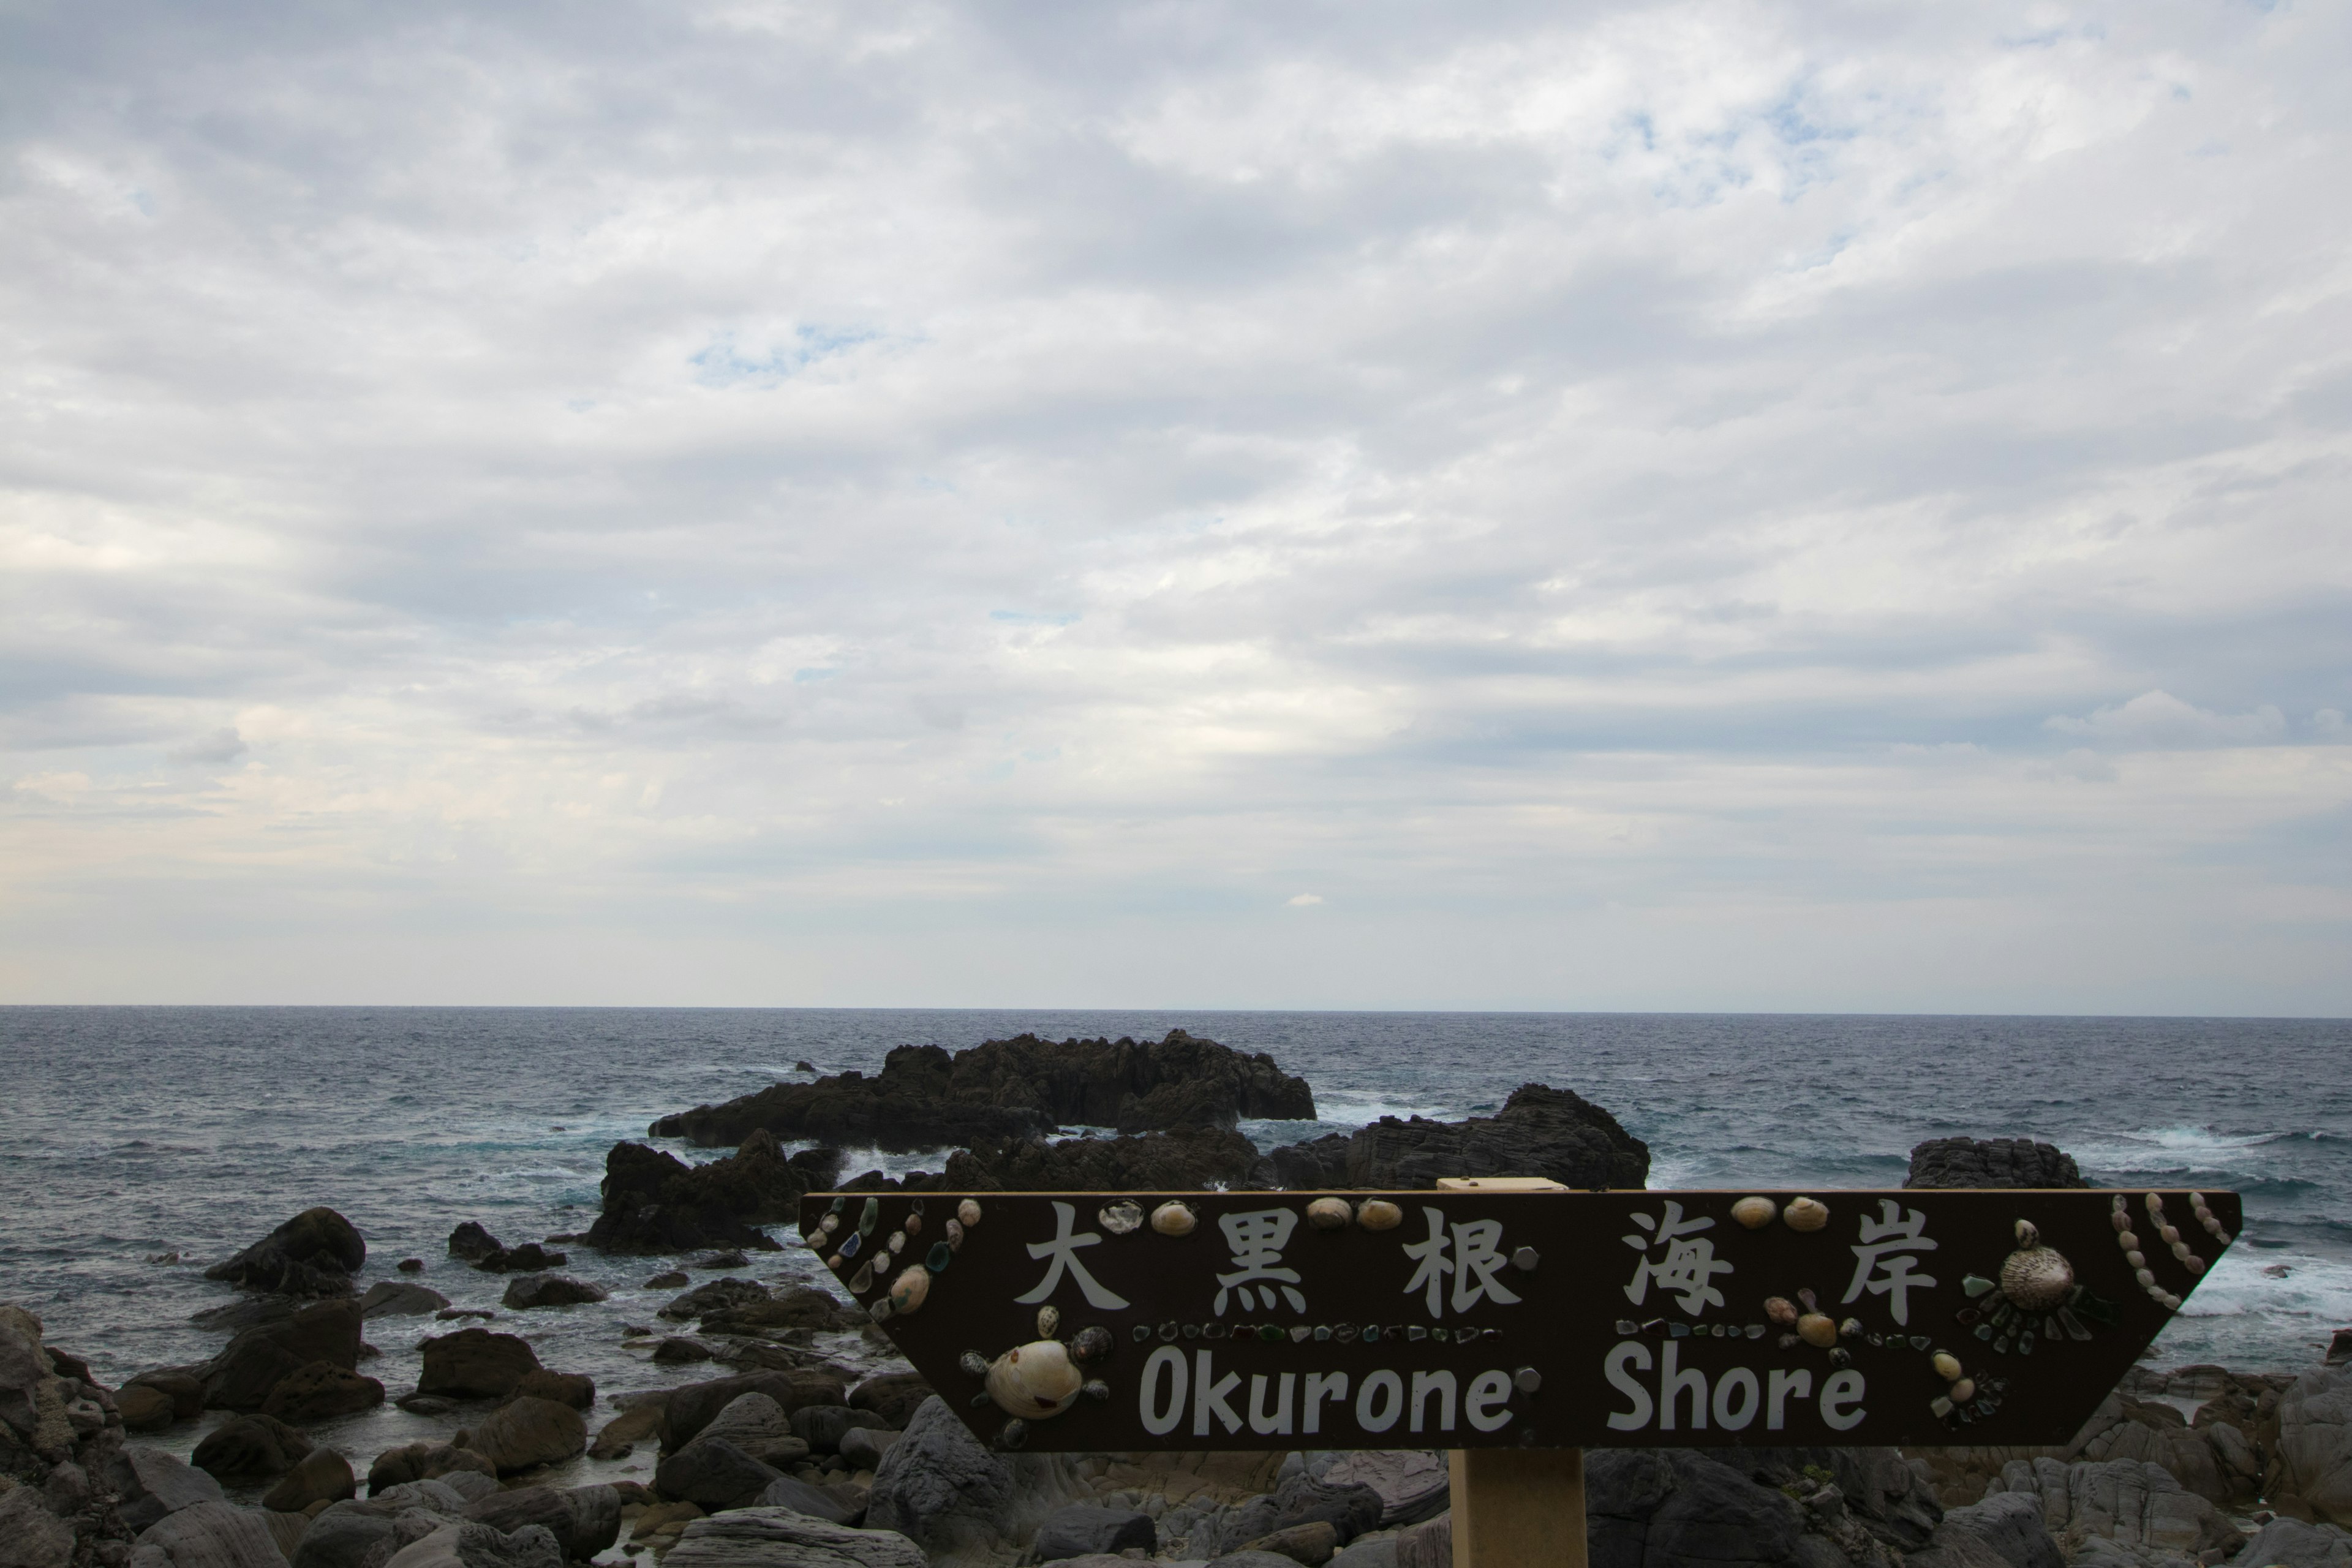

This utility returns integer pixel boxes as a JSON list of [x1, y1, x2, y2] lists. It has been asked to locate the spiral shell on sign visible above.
[[984, 1339, 1085, 1421], [1999, 1219, 2076, 1313]]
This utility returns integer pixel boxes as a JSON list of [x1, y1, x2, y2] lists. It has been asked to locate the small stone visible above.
[[1839, 1317, 1863, 1339], [903, 1213, 922, 1236], [1950, 1378, 1976, 1404], [887, 1231, 906, 1254], [943, 1218, 965, 1251], [960, 1351, 988, 1377], [1827, 1348, 1852, 1368], [821, 1214, 840, 1234], [1083, 1379, 1109, 1401], [826, 1253, 844, 1270]]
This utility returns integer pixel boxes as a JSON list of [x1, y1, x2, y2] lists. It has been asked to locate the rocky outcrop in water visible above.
[[943, 1125, 1265, 1191], [584, 1131, 802, 1254], [202, 1206, 366, 1297], [650, 1029, 1316, 1149], [1907, 1137, 2087, 1190], [1256, 1083, 1651, 1190], [198, 1297, 368, 1412]]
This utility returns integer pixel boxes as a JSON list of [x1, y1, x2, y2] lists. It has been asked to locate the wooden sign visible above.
[[795, 1185, 2237, 1452]]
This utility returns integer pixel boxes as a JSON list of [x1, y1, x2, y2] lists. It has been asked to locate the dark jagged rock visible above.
[[788, 1148, 845, 1190], [848, 1373, 935, 1430], [1259, 1084, 1649, 1191], [584, 1131, 801, 1255], [260, 1360, 385, 1423], [1907, 1137, 2086, 1190], [500, 1275, 609, 1310], [448, 1222, 503, 1261], [1587, 1444, 1943, 1568], [943, 1126, 1264, 1192], [650, 1028, 1315, 1149], [203, 1207, 366, 1297], [477, 1243, 567, 1273], [190, 1412, 312, 1483], [200, 1298, 363, 1411]]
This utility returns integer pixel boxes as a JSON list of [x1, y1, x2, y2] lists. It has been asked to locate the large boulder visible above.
[[460, 1485, 622, 1560], [1320, 1452, 1450, 1528], [788, 1404, 893, 1455], [1267, 1084, 1648, 1191], [1034, 1505, 1157, 1561], [1996, 1455, 2237, 1558], [698, 1286, 861, 1336], [582, 1133, 800, 1254], [2271, 1365, 2352, 1525], [0, 1485, 76, 1568], [1194, 1471, 1383, 1556], [415, 1330, 540, 1400], [191, 1414, 313, 1484], [663, 1508, 925, 1568], [750, 1475, 856, 1524], [2233, 1516, 2352, 1567], [864, 1396, 1017, 1557], [262, 1362, 385, 1423], [946, 1126, 1265, 1192], [263, 1449, 358, 1512], [453, 1398, 584, 1476], [203, 1208, 366, 1298], [663, 1372, 850, 1450], [657, 1279, 773, 1322], [497, 1275, 608, 1311], [380, 1521, 562, 1568], [1906, 1139, 2085, 1190], [653, 1437, 783, 1512], [652, 1029, 1314, 1148], [1919, 1490, 2062, 1568], [358, 1283, 450, 1319], [200, 1298, 364, 1412], [368, 1443, 497, 1493], [291, 1481, 483, 1568], [507, 1370, 594, 1411], [847, 1373, 933, 1431], [110, 1446, 230, 1532], [131, 1499, 290, 1567]]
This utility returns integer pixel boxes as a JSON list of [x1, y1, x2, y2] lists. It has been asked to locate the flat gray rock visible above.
[[2234, 1517, 2352, 1568], [663, 1507, 925, 1567], [133, 1501, 291, 1568]]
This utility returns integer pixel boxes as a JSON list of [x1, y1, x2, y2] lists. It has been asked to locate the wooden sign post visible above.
[[797, 1182, 2237, 1566]]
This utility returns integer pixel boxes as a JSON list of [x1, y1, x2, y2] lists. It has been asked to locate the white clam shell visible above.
[[1730, 1197, 1776, 1230], [1150, 1201, 1197, 1237], [985, 1339, 1084, 1420], [1355, 1199, 1404, 1231], [1782, 1197, 1830, 1232]]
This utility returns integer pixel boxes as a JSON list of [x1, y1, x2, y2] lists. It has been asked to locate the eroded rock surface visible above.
[[584, 1133, 800, 1255]]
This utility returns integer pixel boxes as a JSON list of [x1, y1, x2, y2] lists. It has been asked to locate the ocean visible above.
[[2, 1007, 2346, 1488]]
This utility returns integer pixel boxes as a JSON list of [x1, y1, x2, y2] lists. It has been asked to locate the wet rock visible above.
[[110, 1446, 228, 1532], [788, 1405, 893, 1455], [946, 1125, 1265, 1192], [583, 1133, 801, 1256], [662, 1507, 925, 1567], [1906, 1138, 2086, 1190], [358, 1284, 448, 1320], [507, 1370, 594, 1411], [1918, 1490, 2062, 1568], [192, 1414, 314, 1484], [864, 1396, 1014, 1556], [750, 1474, 856, 1523], [838, 1428, 900, 1471], [459, 1485, 621, 1560], [691, 1250, 749, 1270], [415, 1330, 540, 1400], [261, 1363, 385, 1423], [447, 1224, 502, 1262], [788, 1147, 845, 1191], [846, 1373, 933, 1431], [396, 1259, 424, 1274], [589, 1404, 665, 1460], [497, 1275, 607, 1311], [662, 1372, 850, 1450], [654, 1437, 783, 1511], [644, 1272, 688, 1290], [472, 1245, 564, 1275], [125, 1370, 206, 1423], [2233, 1516, 2352, 1567], [263, 1450, 357, 1512], [1242, 1520, 1341, 1565], [116, 1383, 178, 1432], [394, 1393, 458, 1415], [451, 1398, 585, 1476], [1034, 1504, 1157, 1561], [203, 1208, 367, 1298], [379, 1520, 562, 1568], [698, 1286, 860, 1336], [200, 1300, 364, 1411], [657, 1279, 772, 1322], [367, 1443, 497, 1493], [1997, 1455, 2237, 1558], [131, 1499, 290, 1567], [1319, 1453, 1450, 1528], [1586, 1449, 1804, 1567], [1326, 1084, 1649, 1191], [654, 1029, 1314, 1148], [653, 1338, 714, 1364]]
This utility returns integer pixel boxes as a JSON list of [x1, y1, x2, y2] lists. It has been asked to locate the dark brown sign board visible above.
[[796, 1186, 2238, 1453]]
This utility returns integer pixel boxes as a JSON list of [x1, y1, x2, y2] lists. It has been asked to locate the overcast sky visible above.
[[2, 0, 2346, 1012]]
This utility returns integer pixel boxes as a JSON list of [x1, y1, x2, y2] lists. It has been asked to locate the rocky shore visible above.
[[7, 1031, 2348, 1568]]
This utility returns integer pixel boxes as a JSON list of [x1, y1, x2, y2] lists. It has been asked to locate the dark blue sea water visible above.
[[2, 1008, 2346, 1486]]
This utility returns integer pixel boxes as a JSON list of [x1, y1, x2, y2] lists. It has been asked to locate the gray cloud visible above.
[[2, 0, 2347, 1009]]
